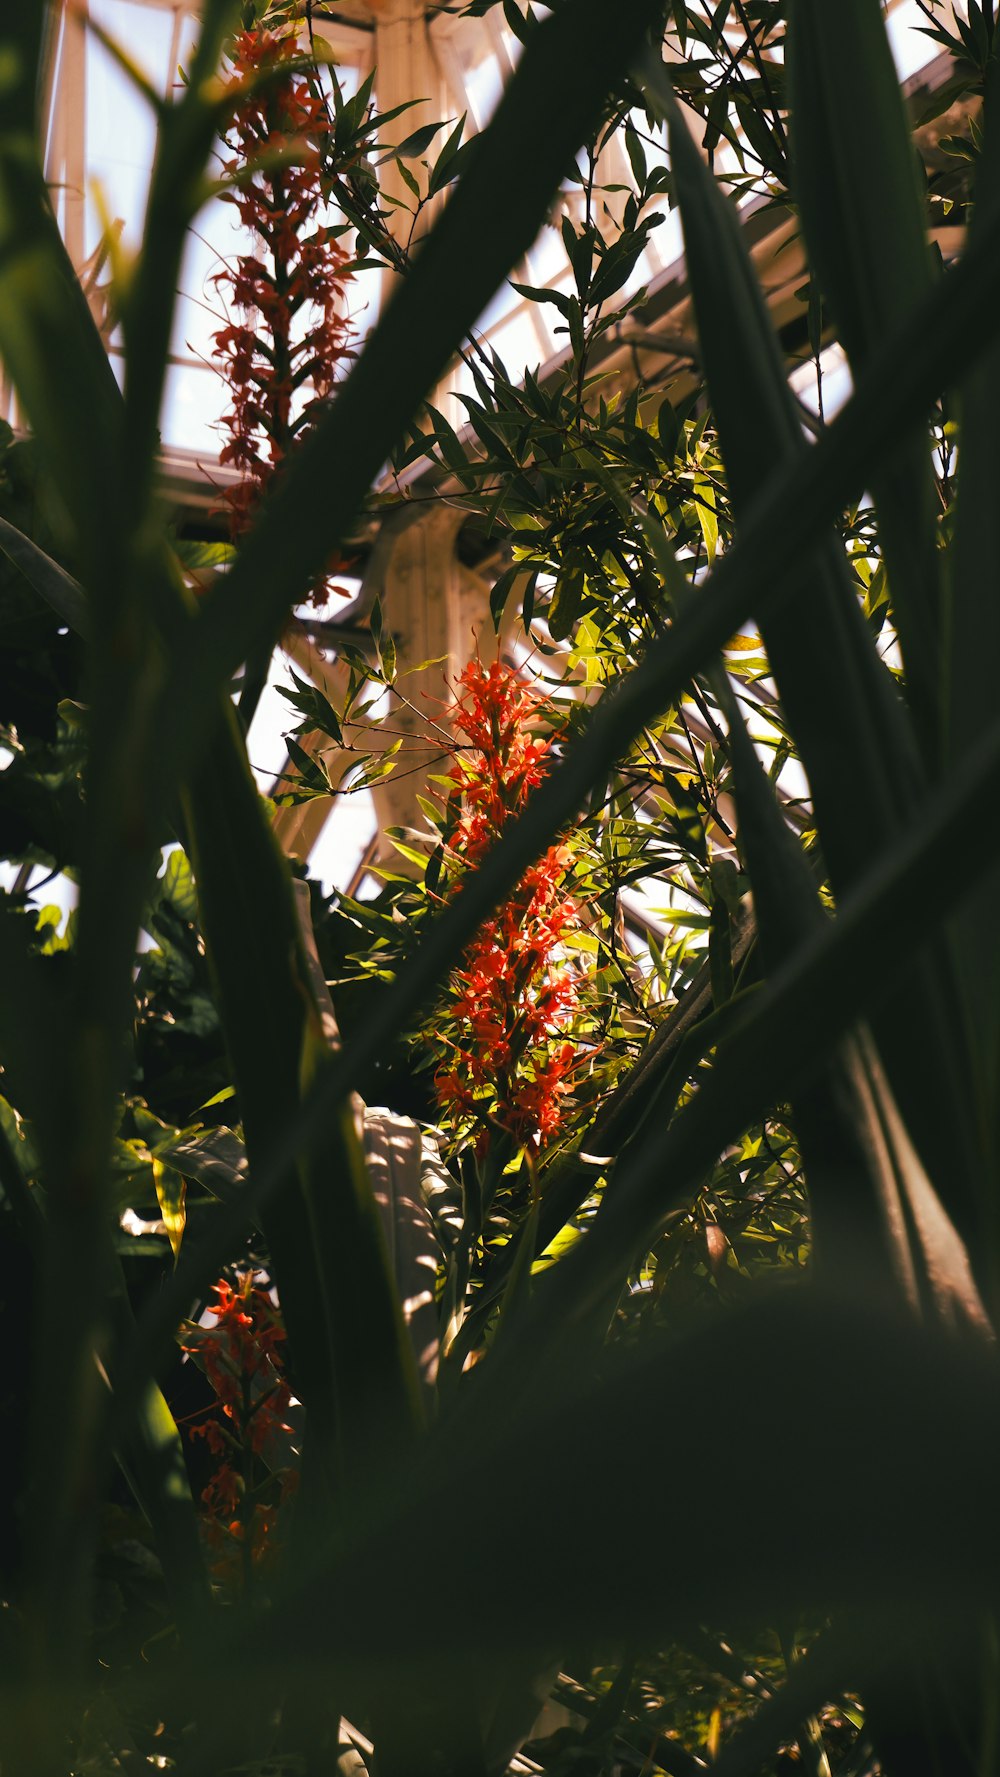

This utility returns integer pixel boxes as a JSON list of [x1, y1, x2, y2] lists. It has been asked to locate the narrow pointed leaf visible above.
[[658, 66, 980, 1247], [108, 1292, 211, 1637], [947, 56, 1000, 1109], [789, 0, 943, 752], [181, 708, 421, 1485], [119, 199, 1000, 1412]]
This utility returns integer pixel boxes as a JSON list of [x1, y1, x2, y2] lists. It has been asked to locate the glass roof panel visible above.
[[75, 2, 374, 460], [86, 0, 198, 252], [308, 788, 378, 896], [244, 650, 307, 794], [789, 343, 853, 422]]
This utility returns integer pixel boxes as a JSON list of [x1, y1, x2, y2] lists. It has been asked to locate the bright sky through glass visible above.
[[84, 0, 372, 457], [886, 0, 941, 80], [74, 0, 951, 456]]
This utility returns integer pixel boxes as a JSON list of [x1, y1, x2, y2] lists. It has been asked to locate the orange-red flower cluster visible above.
[[214, 26, 354, 598], [434, 660, 582, 1154], [182, 1275, 298, 1582]]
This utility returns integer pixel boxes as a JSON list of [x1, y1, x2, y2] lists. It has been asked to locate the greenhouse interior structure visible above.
[[2, 0, 1000, 1772]]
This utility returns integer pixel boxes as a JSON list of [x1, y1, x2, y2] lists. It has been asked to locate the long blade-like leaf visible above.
[[151, 1295, 1000, 1712], [108, 1293, 211, 1637], [110, 191, 1000, 1420], [181, 711, 422, 1487], [0, 87, 124, 595], [947, 56, 1000, 1148], [0, 20, 139, 1704], [122, 658, 1000, 1431], [789, 0, 943, 749], [658, 63, 980, 1251], [0, 513, 90, 634]]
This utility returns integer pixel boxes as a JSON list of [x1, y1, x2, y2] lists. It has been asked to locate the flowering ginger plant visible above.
[[213, 22, 355, 601], [433, 659, 584, 1156], [181, 1273, 298, 1589]]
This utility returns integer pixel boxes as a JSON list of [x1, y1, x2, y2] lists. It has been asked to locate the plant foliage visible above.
[[1, 1, 1000, 1773]]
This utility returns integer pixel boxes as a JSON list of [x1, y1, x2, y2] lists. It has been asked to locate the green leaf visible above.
[[788, 0, 943, 754], [716, 655, 979, 1309], [278, 667, 344, 745], [121, 188, 1000, 1443], [174, 0, 663, 781], [588, 231, 649, 306], [159, 847, 200, 923], [84, 13, 165, 117], [427, 113, 469, 196], [384, 119, 448, 162], [693, 471, 718, 565], [509, 280, 575, 318], [181, 706, 422, 1488], [285, 735, 332, 796], [151, 1157, 186, 1258], [653, 53, 982, 1246], [946, 53, 1000, 1124], [488, 562, 523, 631], [107, 1285, 210, 1638], [119, 2, 244, 518], [548, 564, 584, 640], [167, 1294, 1000, 1712], [624, 120, 647, 187], [0, 514, 90, 635], [0, 15, 143, 1700], [0, 128, 125, 597], [503, 0, 538, 44]]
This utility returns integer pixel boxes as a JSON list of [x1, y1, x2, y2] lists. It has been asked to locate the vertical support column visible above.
[[369, 504, 477, 847], [371, 0, 466, 418], [269, 7, 495, 878], [46, 0, 88, 272], [271, 507, 496, 880], [1, 2, 88, 424], [369, 0, 449, 279]]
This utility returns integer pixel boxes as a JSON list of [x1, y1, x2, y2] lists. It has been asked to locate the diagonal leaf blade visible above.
[[788, 0, 943, 753]]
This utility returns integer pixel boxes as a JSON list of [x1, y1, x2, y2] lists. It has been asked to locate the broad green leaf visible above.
[[655, 67, 923, 875], [159, 847, 200, 923], [693, 471, 718, 565], [427, 112, 468, 196]]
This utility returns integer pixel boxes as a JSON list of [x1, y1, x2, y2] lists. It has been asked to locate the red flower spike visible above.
[[213, 26, 356, 606], [434, 659, 584, 1155], [180, 1271, 298, 1591]]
